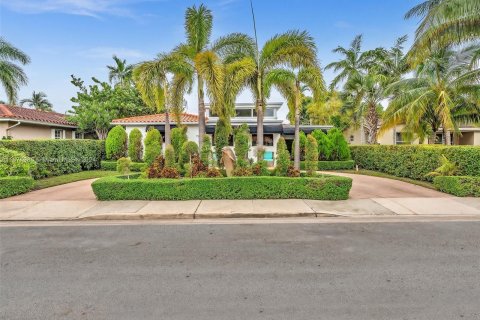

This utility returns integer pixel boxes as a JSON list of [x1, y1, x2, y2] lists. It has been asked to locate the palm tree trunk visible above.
[[293, 101, 301, 170], [256, 99, 264, 161], [164, 111, 171, 146], [365, 103, 379, 144], [443, 128, 451, 145], [197, 75, 206, 149]]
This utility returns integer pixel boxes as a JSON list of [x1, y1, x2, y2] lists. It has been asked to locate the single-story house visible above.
[[0, 104, 80, 140]]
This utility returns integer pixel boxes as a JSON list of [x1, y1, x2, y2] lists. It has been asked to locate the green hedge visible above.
[[0, 140, 105, 179], [434, 176, 480, 197], [0, 176, 35, 199], [92, 175, 352, 201], [101, 160, 146, 172], [350, 145, 480, 181], [300, 160, 355, 170]]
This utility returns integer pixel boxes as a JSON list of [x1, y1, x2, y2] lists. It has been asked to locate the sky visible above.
[[0, 0, 422, 118]]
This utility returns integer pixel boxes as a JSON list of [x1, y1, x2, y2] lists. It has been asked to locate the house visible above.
[[0, 104, 80, 140]]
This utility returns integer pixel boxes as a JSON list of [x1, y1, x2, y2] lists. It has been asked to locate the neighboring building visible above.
[[0, 104, 80, 140]]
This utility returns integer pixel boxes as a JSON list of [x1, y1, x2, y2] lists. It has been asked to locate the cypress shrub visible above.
[[328, 128, 351, 160], [171, 127, 187, 162], [234, 124, 250, 168], [180, 141, 199, 166], [128, 128, 143, 162], [311, 129, 332, 160], [292, 131, 307, 161], [214, 119, 230, 167], [105, 125, 127, 160], [275, 137, 290, 176], [164, 145, 176, 168], [144, 129, 162, 165], [200, 135, 212, 167], [305, 135, 319, 176]]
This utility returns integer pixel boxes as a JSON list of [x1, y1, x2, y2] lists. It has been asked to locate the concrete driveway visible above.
[[6, 179, 97, 201]]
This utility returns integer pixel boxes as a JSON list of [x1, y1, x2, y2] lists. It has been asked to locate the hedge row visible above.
[[0, 140, 105, 179], [100, 160, 146, 172], [433, 176, 480, 197], [0, 176, 35, 199], [350, 145, 480, 181], [92, 175, 352, 200], [300, 160, 355, 171]]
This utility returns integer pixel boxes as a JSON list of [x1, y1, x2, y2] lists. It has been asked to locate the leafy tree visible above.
[[117, 157, 132, 178], [311, 129, 332, 160], [275, 137, 290, 176], [105, 125, 127, 160], [144, 128, 162, 165], [327, 128, 350, 161], [234, 123, 250, 168], [214, 118, 230, 167], [164, 144, 176, 168], [200, 135, 212, 167], [0, 38, 30, 104], [180, 140, 199, 167], [128, 128, 143, 162], [107, 55, 133, 86], [305, 134, 318, 176], [170, 127, 187, 162], [20, 91, 53, 111]]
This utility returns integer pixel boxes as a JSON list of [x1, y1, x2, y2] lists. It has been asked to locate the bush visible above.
[[106, 125, 127, 160], [128, 129, 143, 162], [0, 148, 37, 177], [275, 137, 290, 176], [287, 165, 300, 177], [147, 155, 165, 178], [101, 160, 146, 172], [206, 167, 222, 178], [305, 134, 319, 176], [180, 141, 199, 166], [434, 176, 480, 197], [292, 131, 307, 161], [92, 175, 352, 200], [232, 167, 253, 177], [0, 176, 35, 199], [350, 145, 480, 181], [327, 128, 350, 160], [300, 160, 355, 171], [117, 157, 132, 176], [171, 127, 187, 162], [251, 161, 270, 176], [0, 140, 104, 178], [311, 129, 332, 160], [190, 154, 208, 177], [200, 135, 212, 167], [144, 129, 162, 165], [160, 167, 180, 179], [164, 145, 176, 168], [234, 124, 250, 168], [214, 119, 230, 167]]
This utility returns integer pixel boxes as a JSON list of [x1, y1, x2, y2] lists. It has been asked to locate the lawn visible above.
[[34, 170, 118, 190]]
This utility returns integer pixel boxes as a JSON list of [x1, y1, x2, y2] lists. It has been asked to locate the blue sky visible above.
[[1, 0, 421, 116]]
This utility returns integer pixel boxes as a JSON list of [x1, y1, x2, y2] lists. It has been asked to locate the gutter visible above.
[[6, 121, 21, 136], [0, 118, 77, 129]]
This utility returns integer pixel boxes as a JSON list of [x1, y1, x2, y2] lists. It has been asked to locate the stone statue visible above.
[[221, 146, 236, 177]]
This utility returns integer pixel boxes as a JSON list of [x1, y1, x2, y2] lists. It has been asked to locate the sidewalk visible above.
[[1, 197, 480, 221]]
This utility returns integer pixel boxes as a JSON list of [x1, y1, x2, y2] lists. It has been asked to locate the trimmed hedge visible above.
[[350, 145, 480, 181], [92, 175, 352, 201], [0, 140, 105, 179], [434, 176, 480, 197], [101, 160, 146, 172], [300, 160, 355, 171], [0, 176, 35, 199]]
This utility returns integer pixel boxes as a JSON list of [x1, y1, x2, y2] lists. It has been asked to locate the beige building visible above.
[[0, 104, 80, 140]]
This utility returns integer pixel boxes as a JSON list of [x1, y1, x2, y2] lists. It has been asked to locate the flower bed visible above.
[[91, 174, 352, 201]]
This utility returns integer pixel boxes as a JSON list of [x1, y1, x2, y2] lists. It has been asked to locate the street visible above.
[[1, 220, 479, 319]]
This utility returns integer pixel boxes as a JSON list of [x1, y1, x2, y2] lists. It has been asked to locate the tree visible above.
[[305, 134, 318, 176], [234, 123, 250, 168], [214, 118, 230, 167], [275, 137, 290, 176], [170, 127, 187, 162], [164, 145, 176, 168], [311, 129, 332, 161], [144, 128, 162, 165], [20, 91, 53, 111], [107, 55, 133, 86], [307, 91, 344, 125], [128, 128, 143, 162], [0, 37, 30, 104], [327, 128, 351, 161], [180, 140, 199, 168], [200, 135, 212, 167], [105, 125, 127, 160]]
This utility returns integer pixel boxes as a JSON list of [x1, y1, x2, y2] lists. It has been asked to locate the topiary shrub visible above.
[[128, 129, 143, 162], [234, 124, 250, 168], [275, 137, 290, 176], [144, 129, 162, 165], [251, 161, 270, 176], [305, 134, 319, 176], [214, 119, 230, 167], [200, 135, 212, 167], [0, 147, 37, 177], [180, 141, 199, 167], [164, 145, 176, 169], [147, 155, 165, 178], [311, 129, 332, 160], [106, 125, 127, 160], [171, 127, 187, 162], [117, 157, 132, 177], [328, 128, 350, 161]]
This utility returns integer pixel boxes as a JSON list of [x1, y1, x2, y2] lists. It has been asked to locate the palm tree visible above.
[[382, 46, 480, 145], [406, 0, 480, 65], [265, 66, 325, 169], [20, 91, 53, 111], [107, 55, 133, 86], [0, 38, 30, 104]]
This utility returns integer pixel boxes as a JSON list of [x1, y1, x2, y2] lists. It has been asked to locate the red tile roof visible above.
[[112, 113, 201, 124], [0, 104, 76, 126]]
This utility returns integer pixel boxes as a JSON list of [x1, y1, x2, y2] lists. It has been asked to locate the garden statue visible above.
[[221, 146, 236, 177]]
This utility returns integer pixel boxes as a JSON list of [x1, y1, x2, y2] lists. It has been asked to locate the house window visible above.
[[350, 135, 354, 142], [395, 132, 405, 144], [54, 129, 64, 139], [75, 132, 84, 139], [253, 108, 275, 117], [235, 109, 252, 117], [252, 134, 274, 146]]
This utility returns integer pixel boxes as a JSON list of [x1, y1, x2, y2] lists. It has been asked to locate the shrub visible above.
[[106, 125, 127, 160], [92, 175, 353, 201], [128, 129, 143, 162], [144, 129, 162, 165], [287, 165, 300, 177], [164, 145, 176, 168], [434, 176, 480, 197], [206, 167, 222, 178], [180, 141, 199, 166], [311, 129, 332, 160], [275, 137, 290, 176], [160, 167, 180, 179], [350, 145, 480, 182], [101, 160, 146, 172], [300, 160, 355, 171], [200, 135, 212, 166], [305, 134, 319, 176], [327, 128, 350, 160], [0, 176, 35, 199], [234, 124, 250, 168], [171, 127, 187, 162], [214, 119, 230, 167], [0, 140, 104, 178], [251, 161, 270, 176], [190, 154, 208, 177], [117, 157, 132, 177], [0, 148, 37, 177], [426, 155, 457, 177], [233, 167, 253, 176], [147, 155, 165, 178], [292, 131, 307, 161]]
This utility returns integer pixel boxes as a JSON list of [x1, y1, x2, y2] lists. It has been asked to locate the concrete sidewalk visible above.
[[1, 197, 480, 221]]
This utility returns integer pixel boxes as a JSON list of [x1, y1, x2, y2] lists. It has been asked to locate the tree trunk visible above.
[[364, 103, 379, 144], [256, 99, 264, 161], [197, 75, 206, 149], [443, 128, 451, 145], [293, 101, 301, 170], [97, 129, 108, 140], [164, 111, 171, 146]]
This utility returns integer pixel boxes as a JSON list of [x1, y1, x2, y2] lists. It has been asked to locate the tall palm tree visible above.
[[382, 46, 480, 145], [20, 91, 53, 111], [107, 55, 133, 86], [406, 0, 480, 65], [265, 66, 325, 169], [0, 38, 30, 104]]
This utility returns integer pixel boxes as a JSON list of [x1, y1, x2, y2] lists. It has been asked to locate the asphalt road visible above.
[[1, 221, 479, 319]]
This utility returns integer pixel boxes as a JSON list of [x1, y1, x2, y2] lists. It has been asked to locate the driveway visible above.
[[5, 179, 97, 201]]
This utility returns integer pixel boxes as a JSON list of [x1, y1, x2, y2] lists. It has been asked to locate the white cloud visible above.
[[77, 47, 147, 59]]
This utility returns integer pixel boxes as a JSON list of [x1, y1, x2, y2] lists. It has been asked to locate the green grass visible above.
[[34, 170, 118, 190], [340, 169, 436, 190]]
